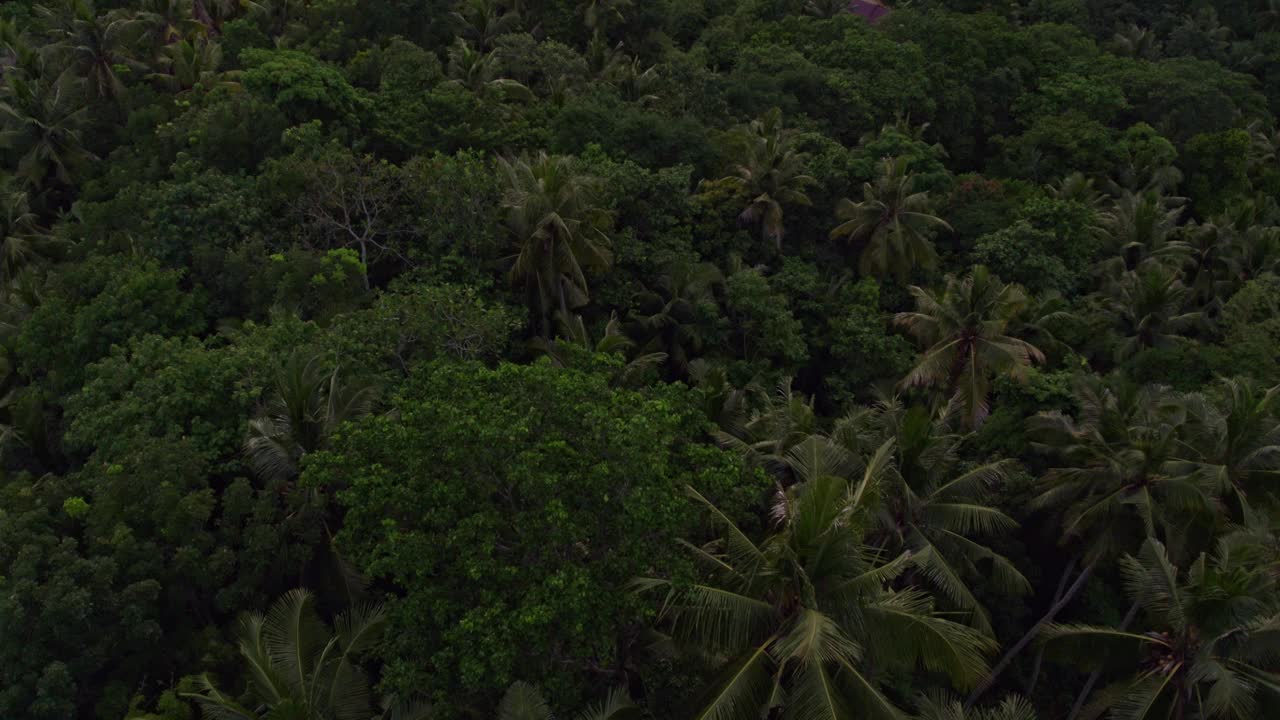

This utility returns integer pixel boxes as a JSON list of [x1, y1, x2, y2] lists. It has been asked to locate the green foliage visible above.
[[240, 48, 368, 128], [305, 360, 758, 712], [10, 0, 1280, 718], [16, 257, 207, 392]]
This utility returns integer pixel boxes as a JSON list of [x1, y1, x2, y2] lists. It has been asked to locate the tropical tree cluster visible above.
[[4, 1, 1280, 720]]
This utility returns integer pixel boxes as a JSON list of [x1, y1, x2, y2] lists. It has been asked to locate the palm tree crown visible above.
[[895, 267, 1044, 430], [719, 108, 816, 250], [1042, 536, 1280, 720], [639, 454, 995, 720], [498, 151, 613, 336], [831, 156, 952, 280]]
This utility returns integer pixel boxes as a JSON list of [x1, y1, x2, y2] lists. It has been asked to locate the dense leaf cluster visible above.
[[3, 1, 1280, 719]]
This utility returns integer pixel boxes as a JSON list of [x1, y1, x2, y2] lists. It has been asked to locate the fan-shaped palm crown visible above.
[[1042, 536, 1280, 720], [895, 267, 1044, 430], [498, 151, 613, 336], [720, 108, 816, 249], [639, 447, 995, 720], [831, 156, 951, 280]]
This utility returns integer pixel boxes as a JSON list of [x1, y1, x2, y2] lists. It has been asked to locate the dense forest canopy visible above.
[[4, 0, 1280, 718]]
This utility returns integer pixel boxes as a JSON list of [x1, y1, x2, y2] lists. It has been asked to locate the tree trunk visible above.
[[1065, 597, 1142, 720], [1026, 556, 1079, 694], [966, 560, 1096, 708]]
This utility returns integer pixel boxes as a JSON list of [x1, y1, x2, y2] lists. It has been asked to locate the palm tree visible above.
[[244, 352, 379, 484], [1048, 172, 1107, 211], [184, 589, 430, 720], [1095, 191, 1188, 280], [833, 399, 1031, 634], [529, 311, 665, 385], [451, 0, 521, 52], [579, 0, 631, 32], [498, 151, 613, 336], [916, 694, 1037, 720], [1028, 375, 1216, 562], [895, 267, 1045, 430], [1042, 537, 1280, 720], [1178, 218, 1239, 314], [638, 460, 995, 720], [245, 0, 302, 35], [607, 56, 659, 105], [830, 156, 952, 281], [444, 39, 534, 100], [718, 108, 816, 250], [713, 377, 819, 482], [494, 681, 638, 720], [0, 68, 93, 191], [0, 186, 58, 289], [148, 35, 239, 92], [1104, 266, 1202, 361], [1172, 378, 1280, 525], [118, 0, 201, 57], [627, 262, 722, 378], [1109, 25, 1162, 60], [39, 0, 136, 103]]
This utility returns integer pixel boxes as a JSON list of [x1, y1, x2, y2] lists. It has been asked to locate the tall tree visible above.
[[895, 267, 1044, 430], [639, 451, 995, 720], [498, 151, 613, 336], [830, 156, 952, 281], [39, 0, 135, 103], [1042, 537, 1280, 720], [184, 588, 430, 720], [451, 0, 521, 51], [719, 108, 816, 250], [834, 400, 1031, 634], [0, 66, 93, 191], [244, 351, 378, 485], [627, 262, 722, 378], [1028, 376, 1215, 563], [1103, 267, 1202, 361]]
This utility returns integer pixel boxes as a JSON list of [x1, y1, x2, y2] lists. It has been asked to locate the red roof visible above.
[[850, 0, 891, 23]]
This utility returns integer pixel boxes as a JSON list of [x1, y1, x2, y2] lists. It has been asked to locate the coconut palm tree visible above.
[[498, 151, 613, 336], [916, 694, 1037, 720], [712, 377, 819, 482], [1095, 191, 1188, 280], [607, 55, 659, 105], [184, 589, 430, 720], [0, 68, 93, 191], [148, 34, 239, 92], [494, 681, 638, 720], [718, 108, 816, 250], [1028, 375, 1216, 563], [529, 311, 665, 385], [444, 39, 533, 100], [118, 0, 201, 57], [1223, 223, 1280, 284], [638, 454, 995, 720], [451, 0, 521, 52], [833, 399, 1031, 634], [1104, 266, 1202, 361], [1042, 536, 1280, 720], [579, 0, 631, 32], [1171, 378, 1280, 524], [0, 186, 58, 289], [1109, 25, 1162, 60], [244, 352, 379, 484], [895, 267, 1045, 430], [627, 262, 722, 378], [39, 0, 136, 103], [830, 156, 952, 281]]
